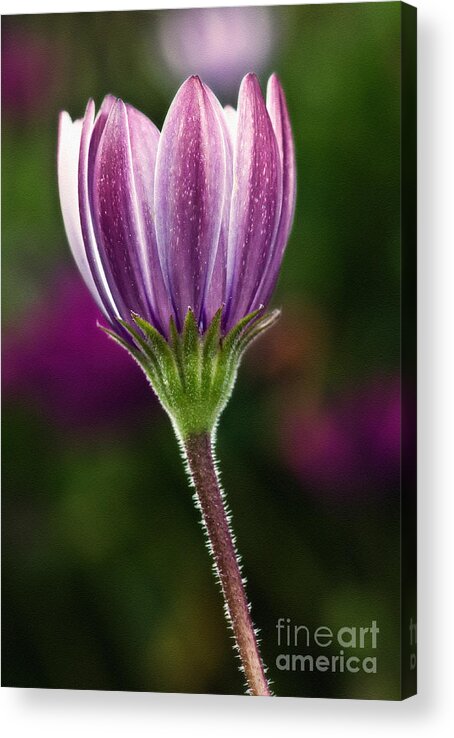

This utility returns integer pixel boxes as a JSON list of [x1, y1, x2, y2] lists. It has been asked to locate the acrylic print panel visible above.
[[1, 2, 417, 699]]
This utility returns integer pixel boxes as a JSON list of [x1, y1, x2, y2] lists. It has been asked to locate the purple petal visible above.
[[58, 111, 107, 316], [89, 99, 166, 330], [200, 86, 234, 325], [223, 105, 238, 142], [154, 76, 227, 330], [256, 74, 296, 307], [224, 73, 282, 330], [78, 99, 120, 322], [88, 94, 116, 177], [123, 102, 172, 333]]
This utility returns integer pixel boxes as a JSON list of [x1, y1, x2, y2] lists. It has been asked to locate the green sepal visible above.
[[169, 315, 186, 387], [233, 309, 281, 357], [201, 307, 222, 389], [182, 309, 202, 395], [102, 307, 280, 439]]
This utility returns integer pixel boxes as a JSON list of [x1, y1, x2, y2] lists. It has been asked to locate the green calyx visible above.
[[102, 306, 280, 439]]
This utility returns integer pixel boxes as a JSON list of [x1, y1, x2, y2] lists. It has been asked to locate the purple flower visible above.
[[57, 74, 295, 339], [57, 76, 296, 694], [156, 8, 276, 97]]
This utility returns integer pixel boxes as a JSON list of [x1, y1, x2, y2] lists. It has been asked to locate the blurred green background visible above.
[[2, 3, 404, 698]]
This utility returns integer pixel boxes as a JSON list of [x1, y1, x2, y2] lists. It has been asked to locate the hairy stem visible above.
[[184, 432, 271, 696]]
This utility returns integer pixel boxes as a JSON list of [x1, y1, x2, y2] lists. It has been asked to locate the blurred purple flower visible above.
[[57, 73, 295, 337], [1, 28, 60, 120], [283, 378, 401, 500], [156, 7, 276, 97], [3, 272, 151, 430]]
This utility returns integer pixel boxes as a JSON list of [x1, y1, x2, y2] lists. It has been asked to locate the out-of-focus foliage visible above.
[[2, 4, 403, 698]]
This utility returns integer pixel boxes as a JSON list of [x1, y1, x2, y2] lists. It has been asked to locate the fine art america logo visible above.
[[276, 618, 379, 674]]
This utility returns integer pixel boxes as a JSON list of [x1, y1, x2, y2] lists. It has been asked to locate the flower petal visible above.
[[78, 99, 119, 322], [89, 99, 167, 329], [224, 73, 282, 330], [200, 85, 234, 325], [154, 76, 227, 330], [88, 94, 116, 177], [57, 111, 106, 315], [255, 74, 296, 306], [124, 102, 172, 334], [223, 105, 238, 143]]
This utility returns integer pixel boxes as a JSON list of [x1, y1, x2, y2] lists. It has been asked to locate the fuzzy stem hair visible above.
[[183, 431, 271, 696]]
